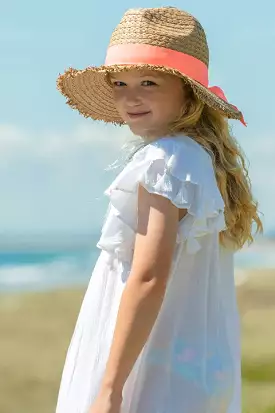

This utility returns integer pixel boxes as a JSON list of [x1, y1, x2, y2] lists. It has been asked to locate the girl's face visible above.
[[109, 69, 187, 139]]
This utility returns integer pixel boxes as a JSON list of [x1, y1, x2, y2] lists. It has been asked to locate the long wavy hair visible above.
[[120, 79, 263, 251]]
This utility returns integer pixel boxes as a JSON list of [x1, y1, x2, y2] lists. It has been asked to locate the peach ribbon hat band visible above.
[[105, 43, 246, 126]]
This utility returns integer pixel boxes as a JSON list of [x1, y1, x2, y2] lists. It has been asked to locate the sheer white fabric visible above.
[[55, 135, 241, 413]]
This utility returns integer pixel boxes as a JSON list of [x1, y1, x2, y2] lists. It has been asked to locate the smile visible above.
[[127, 111, 151, 119]]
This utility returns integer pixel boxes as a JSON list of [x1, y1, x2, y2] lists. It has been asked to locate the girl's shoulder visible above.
[[105, 133, 225, 256], [135, 135, 212, 163], [132, 134, 214, 178]]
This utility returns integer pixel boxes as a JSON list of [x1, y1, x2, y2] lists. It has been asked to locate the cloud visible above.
[[0, 122, 135, 236], [0, 123, 274, 239], [0, 122, 130, 162]]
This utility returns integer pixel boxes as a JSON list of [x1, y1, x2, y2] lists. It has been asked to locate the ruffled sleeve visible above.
[[99, 135, 226, 257]]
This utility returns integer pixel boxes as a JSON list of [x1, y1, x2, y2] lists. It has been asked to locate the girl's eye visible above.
[[112, 81, 125, 87], [141, 80, 156, 86], [112, 80, 157, 87]]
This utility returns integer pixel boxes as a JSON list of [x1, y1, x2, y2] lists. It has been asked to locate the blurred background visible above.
[[0, 1, 275, 412]]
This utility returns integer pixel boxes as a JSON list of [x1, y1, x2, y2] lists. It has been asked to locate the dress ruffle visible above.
[[97, 136, 226, 258]]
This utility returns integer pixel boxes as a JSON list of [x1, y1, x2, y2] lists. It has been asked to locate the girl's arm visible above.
[[100, 183, 186, 395]]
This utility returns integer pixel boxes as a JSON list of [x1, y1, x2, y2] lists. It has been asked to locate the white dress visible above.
[[55, 135, 241, 413]]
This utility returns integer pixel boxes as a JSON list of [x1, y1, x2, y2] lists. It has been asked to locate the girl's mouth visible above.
[[127, 111, 151, 119]]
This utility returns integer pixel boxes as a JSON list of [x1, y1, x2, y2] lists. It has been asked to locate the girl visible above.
[[55, 7, 262, 413]]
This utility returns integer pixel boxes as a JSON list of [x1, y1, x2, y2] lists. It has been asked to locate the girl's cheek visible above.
[[113, 90, 124, 103], [140, 89, 157, 100]]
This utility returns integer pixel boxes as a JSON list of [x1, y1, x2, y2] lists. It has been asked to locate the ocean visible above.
[[0, 237, 274, 293], [0, 247, 99, 293]]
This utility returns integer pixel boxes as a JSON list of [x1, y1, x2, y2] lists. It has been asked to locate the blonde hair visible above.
[[167, 81, 263, 250]]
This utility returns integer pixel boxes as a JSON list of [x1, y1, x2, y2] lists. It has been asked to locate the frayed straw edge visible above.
[[56, 67, 123, 124]]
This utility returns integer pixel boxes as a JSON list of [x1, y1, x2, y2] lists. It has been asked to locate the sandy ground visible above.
[[0, 269, 275, 413]]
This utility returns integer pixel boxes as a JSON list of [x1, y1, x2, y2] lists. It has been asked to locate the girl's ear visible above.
[[181, 80, 193, 100], [178, 80, 192, 114]]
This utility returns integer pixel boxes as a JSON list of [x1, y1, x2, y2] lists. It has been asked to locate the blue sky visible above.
[[1, 0, 274, 240]]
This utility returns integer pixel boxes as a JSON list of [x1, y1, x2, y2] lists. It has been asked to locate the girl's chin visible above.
[[128, 125, 167, 140]]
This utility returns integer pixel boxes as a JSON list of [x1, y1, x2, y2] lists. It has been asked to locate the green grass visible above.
[[0, 269, 275, 413], [0, 288, 85, 413]]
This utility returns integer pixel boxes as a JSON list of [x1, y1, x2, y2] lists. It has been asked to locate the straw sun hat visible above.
[[56, 7, 246, 126]]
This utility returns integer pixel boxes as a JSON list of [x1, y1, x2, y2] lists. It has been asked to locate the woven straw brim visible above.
[[56, 64, 243, 124]]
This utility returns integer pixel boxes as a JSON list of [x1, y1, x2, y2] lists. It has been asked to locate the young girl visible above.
[[55, 7, 262, 413]]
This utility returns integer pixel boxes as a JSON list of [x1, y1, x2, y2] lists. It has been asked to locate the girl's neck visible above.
[[138, 128, 183, 143]]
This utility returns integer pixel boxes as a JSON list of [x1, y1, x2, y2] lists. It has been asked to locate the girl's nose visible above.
[[123, 88, 142, 106]]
